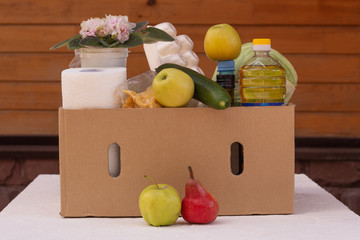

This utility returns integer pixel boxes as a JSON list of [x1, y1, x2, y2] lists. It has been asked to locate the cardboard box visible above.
[[59, 105, 294, 217]]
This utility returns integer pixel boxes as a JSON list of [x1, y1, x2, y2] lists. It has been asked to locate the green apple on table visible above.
[[139, 176, 181, 227], [152, 68, 194, 107]]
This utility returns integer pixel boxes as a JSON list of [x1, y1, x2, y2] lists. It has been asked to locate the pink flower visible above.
[[79, 18, 106, 38], [104, 15, 136, 43], [79, 15, 136, 43], [104, 15, 121, 37]]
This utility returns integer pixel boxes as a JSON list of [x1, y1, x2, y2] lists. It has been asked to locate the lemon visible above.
[[204, 24, 241, 61]]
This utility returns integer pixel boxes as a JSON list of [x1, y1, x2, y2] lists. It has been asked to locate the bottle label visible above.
[[242, 102, 284, 107], [216, 74, 235, 89]]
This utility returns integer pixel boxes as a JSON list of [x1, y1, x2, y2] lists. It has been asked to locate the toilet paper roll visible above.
[[61, 67, 127, 109]]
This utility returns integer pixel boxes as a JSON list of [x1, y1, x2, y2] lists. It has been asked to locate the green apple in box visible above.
[[152, 68, 194, 107]]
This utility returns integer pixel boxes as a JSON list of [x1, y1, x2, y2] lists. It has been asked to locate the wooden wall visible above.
[[0, 0, 359, 137]]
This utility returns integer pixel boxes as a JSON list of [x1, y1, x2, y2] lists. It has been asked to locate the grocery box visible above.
[[59, 105, 295, 217]]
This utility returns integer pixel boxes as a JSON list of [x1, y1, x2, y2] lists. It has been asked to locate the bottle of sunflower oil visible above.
[[239, 39, 286, 106]]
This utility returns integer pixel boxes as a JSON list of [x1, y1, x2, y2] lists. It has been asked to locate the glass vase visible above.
[[79, 47, 129, 68]]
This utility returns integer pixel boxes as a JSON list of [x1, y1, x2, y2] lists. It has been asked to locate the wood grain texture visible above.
[[2, 25, 359, 54], [1, 53, 359, 85], [287, 55, 360, 84], [0, 0, 130, 24], [295, 112, 360, 137], [292, 84, 360, 112], [0, 0, 359, 25], [0, 53, 71, 82], [0, 111, 58, 136], [0, 82, 61, 110]]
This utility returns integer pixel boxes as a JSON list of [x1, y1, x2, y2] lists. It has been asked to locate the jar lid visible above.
[[253, 38, 271, 51]]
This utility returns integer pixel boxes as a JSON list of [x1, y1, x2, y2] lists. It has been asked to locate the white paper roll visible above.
[[61, 67, 127, 109]]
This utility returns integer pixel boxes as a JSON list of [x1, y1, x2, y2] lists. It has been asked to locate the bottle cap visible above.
[[217, 60, 235, 72], [253, 38, 271, 51]]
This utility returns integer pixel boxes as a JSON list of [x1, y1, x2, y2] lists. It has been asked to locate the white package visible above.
[[61, 67, 127, 109]]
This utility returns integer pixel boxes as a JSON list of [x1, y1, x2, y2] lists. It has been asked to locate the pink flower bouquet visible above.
[[50, 14, 173, 50]]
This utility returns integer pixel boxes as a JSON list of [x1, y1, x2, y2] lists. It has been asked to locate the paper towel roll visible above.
[[61, 68, 127, 109]]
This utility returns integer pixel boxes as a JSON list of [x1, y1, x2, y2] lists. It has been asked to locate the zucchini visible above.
[[155, 63, 231, 109]]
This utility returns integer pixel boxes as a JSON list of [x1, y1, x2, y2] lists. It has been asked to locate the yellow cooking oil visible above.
[[239, 39, 286, 106]]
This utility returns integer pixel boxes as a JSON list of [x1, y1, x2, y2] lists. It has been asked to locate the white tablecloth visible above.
[[0, 174, 359, 240]]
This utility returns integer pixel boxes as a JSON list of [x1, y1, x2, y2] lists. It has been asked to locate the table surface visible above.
[[0, 174, 359, 240]]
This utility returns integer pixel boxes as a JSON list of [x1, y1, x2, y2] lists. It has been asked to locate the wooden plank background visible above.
[[0, 0, 359, 137]]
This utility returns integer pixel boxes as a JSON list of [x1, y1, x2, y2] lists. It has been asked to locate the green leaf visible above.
[[109, 40, 120, 47], [50, 34, 81, 50], [79, 37, 103, 48], [140, 27, 174, 44], [114, 33, 143, 48], [132, 21, 148, 32], [51, 25, 174, 50], [100, 38, 110, 47], [67, 38, 82, 50]]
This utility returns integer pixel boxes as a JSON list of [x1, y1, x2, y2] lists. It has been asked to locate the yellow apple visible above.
[[139, 177, 181, 227], [152, 68, 194, 107], [204, 23, 241, 61]]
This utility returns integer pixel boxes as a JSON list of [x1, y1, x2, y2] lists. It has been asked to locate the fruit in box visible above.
[[156, 64, 231, 109], [152, 68, 194, 107]]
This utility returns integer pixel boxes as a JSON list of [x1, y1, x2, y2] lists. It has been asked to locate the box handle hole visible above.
[[108, 143, 121, 177], [230, 142, 244, 175]]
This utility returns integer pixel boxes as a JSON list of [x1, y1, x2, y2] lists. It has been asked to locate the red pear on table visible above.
[[181, 166, 219, 224]]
